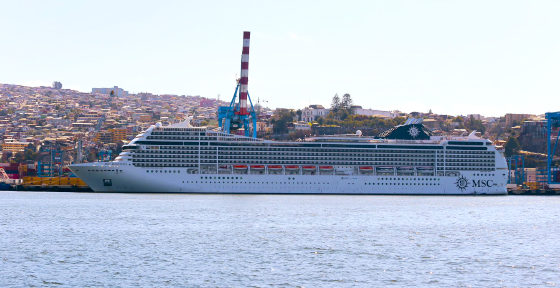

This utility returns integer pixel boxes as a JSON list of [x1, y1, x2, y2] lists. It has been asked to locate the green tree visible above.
[[341, 93, 353, 112], [287, 130, 311, 141], [330, 94, 341, 113], [452, 116, 463, 123], [12, 152, 24, 163], [24, 147, 37, 161], [466, 115, 486, 135], [338, 109, 350, 121], [52, 81, 62, 89], [296, 109, 302, 121], [272, 109, 295, 134], [504, 136, 521, 157]]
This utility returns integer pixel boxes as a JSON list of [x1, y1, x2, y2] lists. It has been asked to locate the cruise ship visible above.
[[69, 117, 509, 195]]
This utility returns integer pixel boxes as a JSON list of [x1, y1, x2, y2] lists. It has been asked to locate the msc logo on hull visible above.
[[472, 180, 494, 187], [456, 175, 496, 191], [455, 176, 469, 191]]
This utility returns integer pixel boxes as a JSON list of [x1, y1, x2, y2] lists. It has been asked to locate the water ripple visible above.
[[0, 192, 559, 287]]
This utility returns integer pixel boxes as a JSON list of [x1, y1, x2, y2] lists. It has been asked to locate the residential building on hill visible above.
[[2, 139, 29, 152], [351, 106, 398, 119], [505, 113, 532, 126], [302, 105, 330, 122], [92, 86, 128, 97]]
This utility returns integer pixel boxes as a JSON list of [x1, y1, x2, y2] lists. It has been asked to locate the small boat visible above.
[[267, 165, 283, 170], [417, 166, 434, 171], [376, 166, 394, 171], [250, 165, 265, 170], [319, 166, 334, 170], [285, 165, 300, 170], [302, 166, 316, 171], [396, 166, 414, 170], [233, 165, 248, 170]]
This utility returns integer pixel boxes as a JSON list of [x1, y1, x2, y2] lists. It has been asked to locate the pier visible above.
[[507, 187, 560, 195], [11, 177, 92, 192]]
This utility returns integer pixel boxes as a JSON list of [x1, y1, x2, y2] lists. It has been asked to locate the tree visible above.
[[52, 81, 62, 89], [341, 93, 353, 112], [24, 144, 37, 161], [504, 136, 521, 157], [13, 152, 24, 163], [287, 130, 312, 141], [296, 109, 302, 121], [466, 115, 486, 135], [272, 109, 295, 134], [330, 94, 341, 112], [452, 116, 463, 123], [338, 109, 350, 121]]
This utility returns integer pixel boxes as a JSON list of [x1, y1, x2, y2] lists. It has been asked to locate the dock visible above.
[[13, 177, 93, 192], [507, 188, 560, 195]]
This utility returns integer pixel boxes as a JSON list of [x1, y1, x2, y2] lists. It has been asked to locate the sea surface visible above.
[[1, 192, 559, 287]]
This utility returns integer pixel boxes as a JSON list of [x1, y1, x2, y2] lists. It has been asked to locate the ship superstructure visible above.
[[69, 119, 508, 195]]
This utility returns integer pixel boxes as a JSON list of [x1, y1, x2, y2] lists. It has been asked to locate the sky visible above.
[[1, 0, 559, 117]]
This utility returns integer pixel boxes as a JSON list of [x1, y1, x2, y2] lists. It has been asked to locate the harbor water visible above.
[[1, 192, 559, 287]]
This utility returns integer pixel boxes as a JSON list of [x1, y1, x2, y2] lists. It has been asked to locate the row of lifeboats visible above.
[[221, 165, 434, 171], [225, 165, 335, 171], [373, 166, 434, 171]]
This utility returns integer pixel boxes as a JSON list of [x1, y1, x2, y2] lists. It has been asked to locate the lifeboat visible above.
[[396, 166, 414, 170], [376, 166, 394, 171], [285, 165, 300, 170], [218, 165, 229, 170], [250, 165, 265, 170], [233, 165, 248, 170], [417, 166, 434, 170], [267, 165, 283, 170], [302, 166, 316, 171], [319, 166, 334, 170], [359, 166, 374, 171]]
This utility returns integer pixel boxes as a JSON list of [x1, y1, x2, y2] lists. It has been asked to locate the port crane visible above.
[[218, 31, 258, 138], [546, 111, 560, 185]]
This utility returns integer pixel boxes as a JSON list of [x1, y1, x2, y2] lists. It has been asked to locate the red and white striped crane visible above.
[[218, 31, 258, 138], [237, 31, 250, 116]]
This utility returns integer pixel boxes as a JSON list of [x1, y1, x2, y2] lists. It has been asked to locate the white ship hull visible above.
[[70, 119, 510, 195], [70, 163, 508, 195]]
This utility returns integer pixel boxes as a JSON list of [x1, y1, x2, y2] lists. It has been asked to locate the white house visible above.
[[351, 106, 399, 119], [302, 105, 330, 122], [92, 86, 129, 97]]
